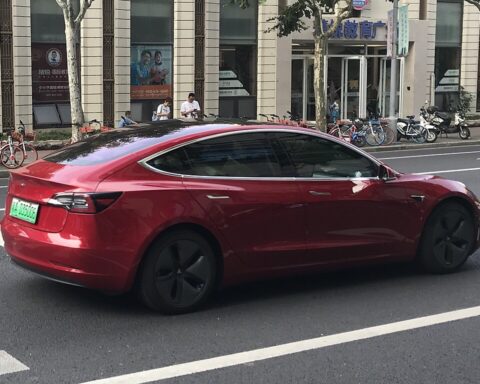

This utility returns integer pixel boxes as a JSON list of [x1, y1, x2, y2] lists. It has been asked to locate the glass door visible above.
[[341, 57, 367, 120], [379, 58, 404, 117]]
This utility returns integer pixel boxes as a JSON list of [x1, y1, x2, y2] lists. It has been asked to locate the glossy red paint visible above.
[[2, 122, 480, 294]]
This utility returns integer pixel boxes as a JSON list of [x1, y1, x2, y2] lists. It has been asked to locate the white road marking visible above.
[[414, 167, 480, 175], [0, 351, 29, 376], [0, 231, 3, 247], [378, 150, 480, 160], [0, 186, 7, 189], [81, 305, 480, 384], [371, 143, 480, 154]]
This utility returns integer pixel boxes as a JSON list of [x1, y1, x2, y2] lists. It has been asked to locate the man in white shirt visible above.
[[180, 93, 201, 119]]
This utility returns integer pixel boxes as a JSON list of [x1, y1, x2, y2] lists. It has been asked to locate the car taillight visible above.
[[48, 192, 122, 214]]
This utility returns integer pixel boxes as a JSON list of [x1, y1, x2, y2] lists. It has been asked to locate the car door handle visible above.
[[206, 195, 231, 200], [410, 195, 426, 203], [309, 191, 332, 197]]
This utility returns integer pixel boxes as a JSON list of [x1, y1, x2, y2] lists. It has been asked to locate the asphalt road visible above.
[[2, 144, 480, 384]]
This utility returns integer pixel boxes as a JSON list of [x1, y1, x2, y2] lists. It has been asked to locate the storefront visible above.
[[291, 19, 404, 121], [130, 0, 173, 122]]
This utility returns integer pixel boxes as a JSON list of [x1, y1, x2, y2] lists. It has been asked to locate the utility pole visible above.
[[389, 0, 399, 125]]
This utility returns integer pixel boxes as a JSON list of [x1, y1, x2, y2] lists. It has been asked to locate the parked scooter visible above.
[[423, 102, 471, 140], [419, 106, 440, 143], [396, 115, 428, 143]]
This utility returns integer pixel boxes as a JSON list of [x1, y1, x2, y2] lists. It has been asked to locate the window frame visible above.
[[140, 129, 382, 182]]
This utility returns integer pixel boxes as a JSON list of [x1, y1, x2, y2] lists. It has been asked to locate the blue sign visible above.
[[322, 20, 386, 40]]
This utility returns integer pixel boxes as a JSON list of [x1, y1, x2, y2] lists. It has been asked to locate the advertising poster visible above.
[[398, 5, 409, 57], [131, 45, 173, 100], [31, 43, 69, 103]]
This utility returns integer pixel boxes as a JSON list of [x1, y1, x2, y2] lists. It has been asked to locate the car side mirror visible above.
[[379, 164, 396, 182]]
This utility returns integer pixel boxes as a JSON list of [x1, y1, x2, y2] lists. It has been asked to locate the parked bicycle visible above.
[[0, 121, 38, 169], [80, 119, 113, 138]]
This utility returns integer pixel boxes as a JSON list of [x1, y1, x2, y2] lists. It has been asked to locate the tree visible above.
[[232, 0, 352, 131], [55, 0, 94, 142], [465, 0, 480, 11]]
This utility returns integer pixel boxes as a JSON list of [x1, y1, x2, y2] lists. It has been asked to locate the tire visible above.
[[366, 126, 386, 146], [137, 230, 218, 314], [412, 126, 427, 144], [352, 135, 367, 147], [382, 127, 396, 146], [459, 126, 471, 140], [22, 144, 38, 165], [425, 129, 438, 143], [418, 202, 475, 274], [0, 145, 24, 169]]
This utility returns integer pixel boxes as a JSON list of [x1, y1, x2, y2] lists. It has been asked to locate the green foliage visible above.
[[457, 86, 473, 115]]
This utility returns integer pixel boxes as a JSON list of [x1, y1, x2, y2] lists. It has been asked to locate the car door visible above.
[[172, 131, 307, 270], [275, 132, 419, 264]]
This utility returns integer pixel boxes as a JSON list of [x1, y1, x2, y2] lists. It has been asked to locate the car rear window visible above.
[[43, 122, 235, 166]]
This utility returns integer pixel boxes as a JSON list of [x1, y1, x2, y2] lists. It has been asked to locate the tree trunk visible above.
[[64, 19, 83, 142], [314, 36, 327, 132]]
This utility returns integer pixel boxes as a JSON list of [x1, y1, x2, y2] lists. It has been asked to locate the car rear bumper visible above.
[[2, 216, 133, 293]]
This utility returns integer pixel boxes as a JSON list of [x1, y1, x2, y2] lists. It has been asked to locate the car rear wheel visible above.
[[419, 202, 475, 274], [138, 230, 217, 314]]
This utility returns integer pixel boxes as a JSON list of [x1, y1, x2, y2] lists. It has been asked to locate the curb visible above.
[[364, 139, 480, 153]]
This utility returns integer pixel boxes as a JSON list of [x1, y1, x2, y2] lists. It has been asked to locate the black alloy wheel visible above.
[[419, 202, 475, 274], [138, 230, 218, 314]]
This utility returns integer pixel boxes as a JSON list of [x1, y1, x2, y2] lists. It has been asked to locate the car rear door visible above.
[[275, 132, 418, 264], [176, 131, 307, 270]]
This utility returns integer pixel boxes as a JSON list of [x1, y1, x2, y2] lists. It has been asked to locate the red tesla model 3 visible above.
[[2, 121, 479, 313]]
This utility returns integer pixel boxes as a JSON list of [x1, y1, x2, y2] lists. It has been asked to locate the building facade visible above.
[[0, 0, 479, 131]]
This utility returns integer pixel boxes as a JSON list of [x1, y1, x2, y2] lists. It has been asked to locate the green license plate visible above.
[[10, 198, 39, 224]]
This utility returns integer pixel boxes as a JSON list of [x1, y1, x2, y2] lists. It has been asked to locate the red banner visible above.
[[32, 43, 69, 103], [131, 85, 172, 100]]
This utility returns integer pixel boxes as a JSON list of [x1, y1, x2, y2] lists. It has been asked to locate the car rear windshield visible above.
[[43, 122, 234, 166]]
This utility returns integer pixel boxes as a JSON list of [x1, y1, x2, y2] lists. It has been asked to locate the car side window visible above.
[[276, 132, 378, 179], [147, 133, 283, 178]]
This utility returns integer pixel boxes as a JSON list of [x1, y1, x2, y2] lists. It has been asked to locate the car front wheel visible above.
[[419, 202, 475, 274], [138, 230, 218, 314]]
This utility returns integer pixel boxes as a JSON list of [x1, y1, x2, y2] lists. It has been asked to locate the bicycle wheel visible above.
[[411, 126, 428, 144], [382, 126, 396, 146], [366, 126, 386, 146], [1, 145, 24, 169], [22, 143, 38, 165], [329, 127, 342, 139]]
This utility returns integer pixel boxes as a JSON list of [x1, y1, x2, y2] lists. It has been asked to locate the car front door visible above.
[[275, 132, 418, 264], [176, 132, 307, 270]]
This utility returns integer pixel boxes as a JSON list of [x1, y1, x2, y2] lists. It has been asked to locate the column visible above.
[[12, 0, 33, 131], [257, 0, 278, 117], [80, 0, 103, 123], [204, 0, 220, 116], [461, 3, 480, 112], [174, 0, 195, 118], [114, 0, 130, 124]]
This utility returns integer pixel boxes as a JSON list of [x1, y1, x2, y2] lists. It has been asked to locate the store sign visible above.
[[387, 10, 394, 57], [131, 45, 173, 100], [398, 5, 409, 57], [219, 70, 250, 97], [353, 0, 368, 10], [436, 69, 460, 93], [322, 19, 386, 40], [31, 43, 69, 103]]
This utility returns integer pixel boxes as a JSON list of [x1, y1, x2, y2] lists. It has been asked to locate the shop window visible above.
[[436, 2, 462, 45], [130, 0, 173, 122], [31, 0, 79, 127], [219, 0, 258, 119]]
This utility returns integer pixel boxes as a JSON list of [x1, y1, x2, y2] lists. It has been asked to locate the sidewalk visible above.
[[1, 130, 480, 178]]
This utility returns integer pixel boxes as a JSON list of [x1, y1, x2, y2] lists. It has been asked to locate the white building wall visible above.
[[204, 0, 220, 116], [257, 0, 278, 116], [173, 0, 195, 118], [81, 1, 103, 122], [426, 0, 437, 103], [12, 0, 33, 131], [461, 2, 480, 111], [114, 0, 131, 122]]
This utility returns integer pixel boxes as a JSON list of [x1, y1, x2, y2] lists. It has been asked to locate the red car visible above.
[[2, 121, 479, 313]]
